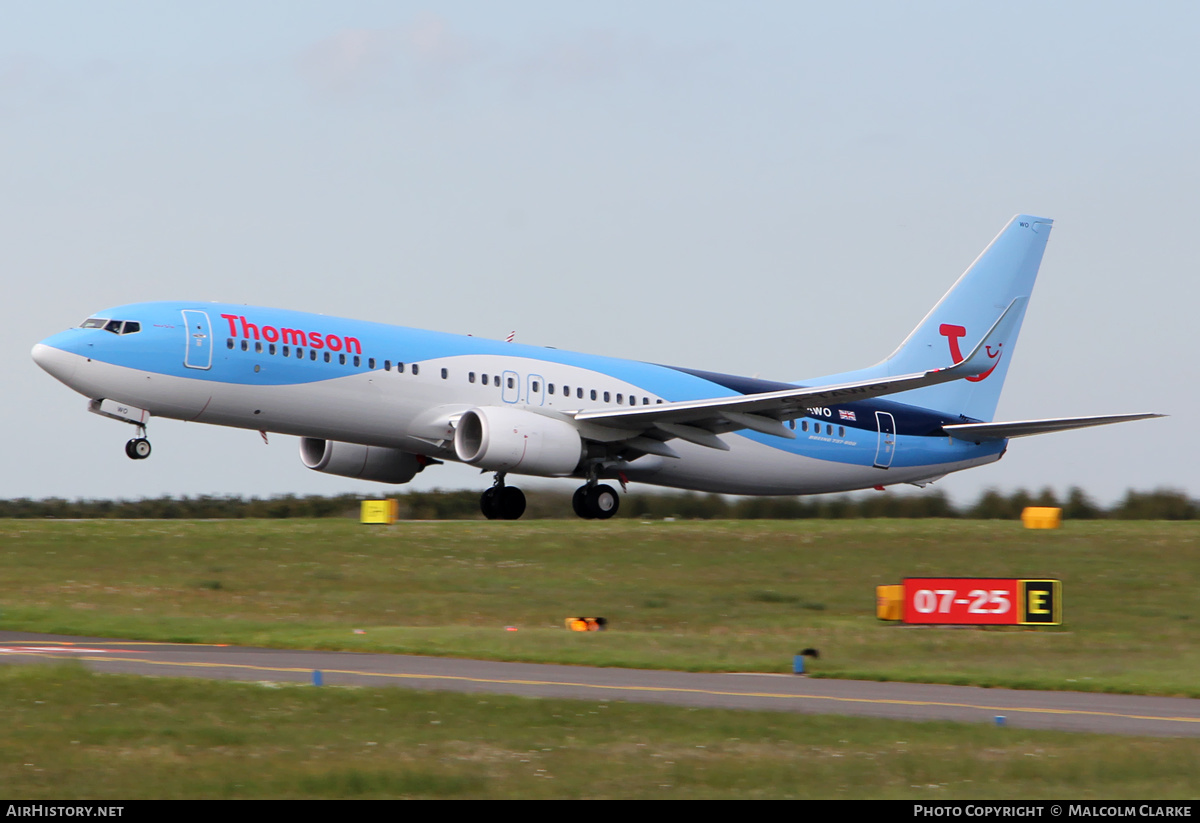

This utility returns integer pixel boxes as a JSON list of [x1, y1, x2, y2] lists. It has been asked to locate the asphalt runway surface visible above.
[[3, 630, 1198, 737]]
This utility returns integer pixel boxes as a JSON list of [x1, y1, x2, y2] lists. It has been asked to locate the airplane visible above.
[[32, 214, 1163, 520]]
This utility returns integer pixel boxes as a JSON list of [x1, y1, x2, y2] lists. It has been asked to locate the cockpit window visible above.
[[80, 318, 141, 335]]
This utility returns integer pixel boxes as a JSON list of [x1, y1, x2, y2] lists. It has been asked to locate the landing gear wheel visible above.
[[480, 487, 502, 520], [572, 486, 594, 519], [499, 486, 526, 520], [575, 484, 619, 519], [589, 484, 619, 519], [125, 438, 151, 460]]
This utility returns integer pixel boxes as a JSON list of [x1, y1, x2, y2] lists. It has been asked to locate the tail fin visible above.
[[810, 214, 1053, 421]]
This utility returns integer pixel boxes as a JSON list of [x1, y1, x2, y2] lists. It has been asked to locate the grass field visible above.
[[2, 519, 1197, 696], [4, 663, 1199, 799]]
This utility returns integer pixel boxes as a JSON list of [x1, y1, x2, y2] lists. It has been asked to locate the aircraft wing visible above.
[[942, 413, 1166, 442], [574, 299, 1027, 452]]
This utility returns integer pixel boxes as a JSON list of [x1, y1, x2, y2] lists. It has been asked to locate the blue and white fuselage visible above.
[[31, 215, 1162, 519]]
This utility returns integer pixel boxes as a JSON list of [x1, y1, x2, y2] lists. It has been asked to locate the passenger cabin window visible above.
[[412, 364, 419, 375], [441, 368, 448, 379], [397, 362, 405, 373], [226, 339, 234, 349], [367, 357, 374, 369], [469, 372, 476, 383]]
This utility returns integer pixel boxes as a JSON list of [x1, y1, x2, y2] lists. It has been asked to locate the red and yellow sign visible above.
[[902, 578, 1061, 625]]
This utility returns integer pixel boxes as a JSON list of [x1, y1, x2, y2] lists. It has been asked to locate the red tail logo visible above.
[[939, 324, 1002, 382]]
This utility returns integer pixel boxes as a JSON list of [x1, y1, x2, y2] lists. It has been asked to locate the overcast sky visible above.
[[5, 1, 1195, 505]]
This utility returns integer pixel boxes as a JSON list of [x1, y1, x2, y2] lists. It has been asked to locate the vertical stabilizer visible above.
[[810, 215, 1053, 421]]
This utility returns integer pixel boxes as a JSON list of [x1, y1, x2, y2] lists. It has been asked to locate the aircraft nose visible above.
[[32, 340, 78, 384]]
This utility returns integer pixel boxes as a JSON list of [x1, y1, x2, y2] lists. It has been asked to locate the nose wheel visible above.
[[125, 437, 152, 460], [124, 423, 151, 460]]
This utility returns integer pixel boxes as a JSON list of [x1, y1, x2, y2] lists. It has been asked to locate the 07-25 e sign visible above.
[[903, 578, 1061, 625]]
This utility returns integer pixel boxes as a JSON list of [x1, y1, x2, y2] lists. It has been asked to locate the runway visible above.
[[3, 631, 1198, 737]]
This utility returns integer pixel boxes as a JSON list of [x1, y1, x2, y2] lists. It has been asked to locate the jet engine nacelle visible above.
[[300, 438, 424, 484], [454, 406, 584, 476]]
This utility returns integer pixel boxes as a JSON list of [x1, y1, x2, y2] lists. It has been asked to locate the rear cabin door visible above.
[[874, 411, 896, 469]]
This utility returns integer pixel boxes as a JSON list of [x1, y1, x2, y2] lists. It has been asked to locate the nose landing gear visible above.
[[125, 423, 151, 460], [125, 437, 152, 460]]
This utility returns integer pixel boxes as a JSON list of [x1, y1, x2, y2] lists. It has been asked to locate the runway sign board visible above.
[[903, 578, 1062, 625]]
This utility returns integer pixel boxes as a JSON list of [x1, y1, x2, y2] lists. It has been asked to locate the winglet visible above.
[[935, 297, 1026, 380]]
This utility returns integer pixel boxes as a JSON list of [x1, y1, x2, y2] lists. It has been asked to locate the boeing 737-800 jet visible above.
[[32, 215, 1162, 519]]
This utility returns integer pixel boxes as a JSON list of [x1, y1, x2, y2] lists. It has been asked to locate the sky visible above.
[[4, 1, 1196, 506]]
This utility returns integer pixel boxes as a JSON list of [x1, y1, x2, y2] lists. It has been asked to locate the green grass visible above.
[[3, 664, 1198, 799], [1, 519, 1198, 695]]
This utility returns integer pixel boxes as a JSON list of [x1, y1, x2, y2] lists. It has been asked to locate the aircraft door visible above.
[[874, 411, 896, 469], [526, 374, 545, 406], [181, 310, 213, 370], [501, 370, 520, 404]]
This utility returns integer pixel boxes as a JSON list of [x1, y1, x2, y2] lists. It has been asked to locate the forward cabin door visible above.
[[874, 411, 896, 469], [181, 310, 213, 370]]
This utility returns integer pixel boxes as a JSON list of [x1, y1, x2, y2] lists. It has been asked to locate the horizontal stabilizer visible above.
[[943, 413, 1165, 442]]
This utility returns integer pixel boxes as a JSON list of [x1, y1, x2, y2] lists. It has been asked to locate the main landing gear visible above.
[[572, 483, 619, 520], [478, 474, 622, 520], [480, 473, 526, 520]]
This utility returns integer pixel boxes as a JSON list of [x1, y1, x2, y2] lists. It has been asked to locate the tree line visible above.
[[0, 487, 1195, 520]]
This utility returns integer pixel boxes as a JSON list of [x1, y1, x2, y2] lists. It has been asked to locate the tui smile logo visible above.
[[939, 323, 1002, 382]]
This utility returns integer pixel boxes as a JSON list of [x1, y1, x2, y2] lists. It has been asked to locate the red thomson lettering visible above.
[[220, 314, 363, 356]]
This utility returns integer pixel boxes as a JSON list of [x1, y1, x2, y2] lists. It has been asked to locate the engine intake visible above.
[[300, 438, 424, 484], [454, 406, 583, 476]]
